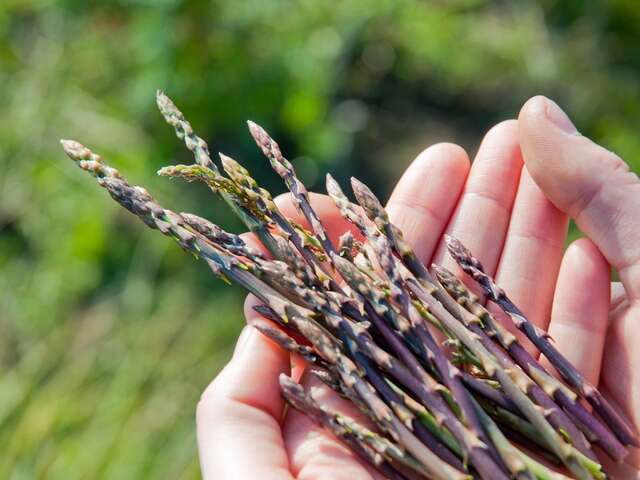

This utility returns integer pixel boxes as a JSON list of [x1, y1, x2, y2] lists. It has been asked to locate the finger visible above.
[[433, 120, 523, 277], [602, 304, 640, 441], [519, 96, 640, 300], [487, 169, 568, 350], [386, 143, 470, 264], [196, 298, 292, 479], [540, 238, 610, 384], [611, 281, 626, 310], [282, 372, 383, 480], [598, 398, 640, 480]]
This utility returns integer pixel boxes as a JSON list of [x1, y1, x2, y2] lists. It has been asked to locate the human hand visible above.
[[195, 96, 639, 479], [516, 96, 639, 478]]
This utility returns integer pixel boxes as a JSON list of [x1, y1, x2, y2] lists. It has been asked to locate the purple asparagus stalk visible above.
[[330, 253, 510, 480], [247, 121, 335, 256], [445, 235, 639, 449], [434, 264, 628, 462], [356, 215, 510, 474], [244, 132, 486, 473], [278, 375, 412, 480], [346, 175, 610, 463]]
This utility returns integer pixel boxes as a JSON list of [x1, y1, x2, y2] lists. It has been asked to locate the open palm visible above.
[[196, 96, 639, 479]]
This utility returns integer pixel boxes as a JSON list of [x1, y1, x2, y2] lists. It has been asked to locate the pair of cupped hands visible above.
[[196, 96, 640, 479]]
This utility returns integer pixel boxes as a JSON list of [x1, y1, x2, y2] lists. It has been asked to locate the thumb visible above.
[[518, 95, 640, 299]]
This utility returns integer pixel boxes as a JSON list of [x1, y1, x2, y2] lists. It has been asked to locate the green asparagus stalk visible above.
[[445, 235, 638, 449], [346, 176, 605, 465], [406, 277, 597, 480], [278, 374, 412, 480], [156, 91, 281, 256], [244, 129, 494, 474], [434, 264, 627, 462]]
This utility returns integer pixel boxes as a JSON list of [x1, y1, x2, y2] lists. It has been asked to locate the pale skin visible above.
[[196, 96, 640, 479]]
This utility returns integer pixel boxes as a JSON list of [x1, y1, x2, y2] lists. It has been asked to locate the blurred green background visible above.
[[1, 1, 639, 478]]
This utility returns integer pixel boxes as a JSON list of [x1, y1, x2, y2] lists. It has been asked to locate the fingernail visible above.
[[543, 97, 577, 134], [233, 326, 254, 358]]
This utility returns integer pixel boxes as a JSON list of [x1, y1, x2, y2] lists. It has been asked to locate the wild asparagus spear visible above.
[[65, 94, 638, 478], [347, 175, 603, 459], [445, 235, 638, 448], [341, 204, 509, 474], [278, 374, 412, 480], [156, 90, 282, 257], [248, 120, 335, 256], [245, 126, 500, 474], [434, 264, 627, 462]]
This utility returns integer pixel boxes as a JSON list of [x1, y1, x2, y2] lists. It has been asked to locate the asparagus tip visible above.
[[155, 89, 175, 114], [247, 120, 275, 157], [431, 263, 453, 280], [218, 151, 233, 164], [157, 165, 180, 177], [325, 173, 344, 199], [279, 373, 305, 403], [350, 176, 386, 220], [247, 120, 265, 143], [350, 176, 373, 201], [445, 235, 483, 270], [246, 119, 259, 132], [60, 139, 90, 160]]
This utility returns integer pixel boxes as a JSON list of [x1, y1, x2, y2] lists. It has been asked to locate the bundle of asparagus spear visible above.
[[61, 91, 637, 480]]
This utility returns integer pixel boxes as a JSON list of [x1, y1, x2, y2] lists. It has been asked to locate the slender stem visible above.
[[446, 235, 638, 448], [248, 121, 336, 256], [279, 375, 411, 480], [156, 91, 280, 256], [432, 265, 603, 462], [406, 277, 595, 480], [331, 253, 509, 480]]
